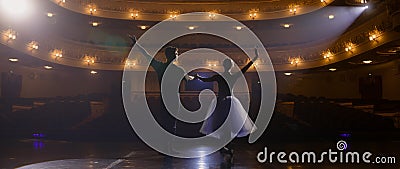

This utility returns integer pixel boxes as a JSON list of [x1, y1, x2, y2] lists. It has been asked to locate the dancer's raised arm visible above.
[[233, 47, 259, 79], [128, 35, 157, 63]]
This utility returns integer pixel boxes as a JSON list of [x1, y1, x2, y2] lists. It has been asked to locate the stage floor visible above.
[[1, 138, 399, 169]]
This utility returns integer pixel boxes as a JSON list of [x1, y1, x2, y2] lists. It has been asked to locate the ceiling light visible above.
[[329, 68, 337, 72], [138, 25, 148, 30], [283, 24, 291, 28], [363, 60, 372, 64], [188, 26, 196, 30], [235, 26, 242, 30], [9, 58, 18, 62], [284, 72, 292, 76], [47, 12, 54, 17], [328, 15, 334, 19], [44, 65, 53, 69], [91, 22, 99, 27], [90, 70, 97, 74]]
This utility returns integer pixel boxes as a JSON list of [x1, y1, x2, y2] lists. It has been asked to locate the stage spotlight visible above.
[[1, 0, 33, 19]]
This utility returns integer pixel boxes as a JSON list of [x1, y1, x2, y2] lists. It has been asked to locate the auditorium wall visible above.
[[1, 57, 399, 100]]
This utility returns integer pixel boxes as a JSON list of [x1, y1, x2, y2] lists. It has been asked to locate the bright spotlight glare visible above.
[[1, 0, 33, 18], [364, 5, 369, 9]]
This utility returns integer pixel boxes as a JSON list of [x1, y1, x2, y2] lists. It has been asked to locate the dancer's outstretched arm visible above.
[[241, 47, 259, 74], [233, 48, 259, 79], [128, 35, 159, 64]]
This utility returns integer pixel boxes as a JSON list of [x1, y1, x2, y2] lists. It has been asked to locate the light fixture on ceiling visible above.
[[329, 68, 337, 72], [138, 25, 148, 30], [282, 24, 291, 28], [328, 14, 334, 19], [44, 65, 53, 70], [8, 58, 18, 62], [363, 60, 372, 64], [91, 22, 99, 27], [235, 26, 242, 30], [47, 12, 54, 17], [188, 26, 197, 30], [284, 72, 292, 76], [90, 70, 98, 74], [28, 41, 39, 50]]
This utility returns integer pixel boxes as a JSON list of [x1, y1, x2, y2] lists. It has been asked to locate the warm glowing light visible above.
[[90, 70, 97, 74], [368, 28, 379, 41], [5, 29, 17, 40], [249, 11, 257, 19], [91, 22, 99, 27], [139, 25, 148, 30], [235, 26, 242, 30], [328, 15, 334, 19], [283, 24, 291, 28], [289, 5, 297, 15], [284, 72, 292, 76], [169, 12, 178, 19], [188, 26, 196, 30], [8, 58, 18, 62], [131, 12, 138, 19], [89, 8, 97, 14], [53, 49, 63, 59], [329, 68, 337, 72], [28, 41, 39, 50], [288, 56, 302, 65], [1, 0, 33, 18], [44, 65, 53, 69], [363, 60, 372, 64], [208, 12, 216, 20], [47, 12, 54, 17], [345, 42, 354, 52], [322, 50, 333, 59]]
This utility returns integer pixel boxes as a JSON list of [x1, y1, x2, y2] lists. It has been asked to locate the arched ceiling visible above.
[[1, 0, 398, 72], [51, 0, 335, 21]]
